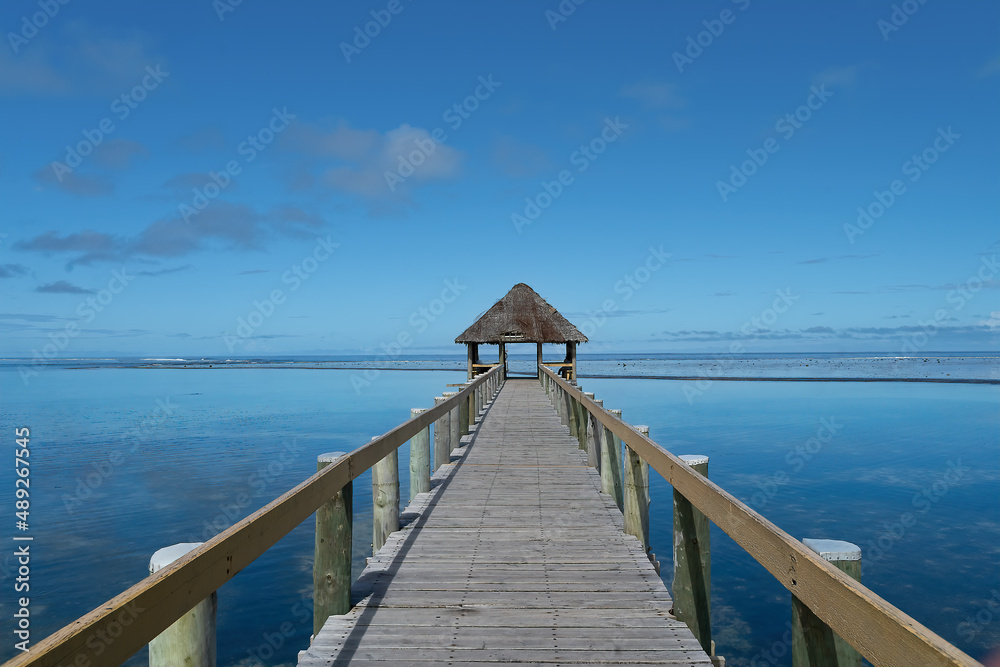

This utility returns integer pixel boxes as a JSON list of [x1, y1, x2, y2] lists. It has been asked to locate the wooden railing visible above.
[[538, 365, 982, 667], [4, 364, 504, 667]]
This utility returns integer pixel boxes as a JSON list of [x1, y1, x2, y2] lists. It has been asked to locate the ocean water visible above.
[[0, 356, 997, 665]]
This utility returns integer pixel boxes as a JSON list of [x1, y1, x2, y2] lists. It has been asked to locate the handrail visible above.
[[5, 364, 503, 667], [539, 364, 981, 667]]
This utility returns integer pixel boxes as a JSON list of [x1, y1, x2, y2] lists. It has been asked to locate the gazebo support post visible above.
[[467, 343, 478, 380], [566, 342, 577, 381]]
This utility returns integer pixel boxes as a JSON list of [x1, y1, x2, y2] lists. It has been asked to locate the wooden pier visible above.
[[5, 284, 984, 667], [299, 379, 711, 665]]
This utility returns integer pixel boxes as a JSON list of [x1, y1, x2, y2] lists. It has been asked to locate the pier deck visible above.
[[298, 378, 712, 666]]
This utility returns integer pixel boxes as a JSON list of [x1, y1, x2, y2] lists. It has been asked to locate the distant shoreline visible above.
[[50, 364, 1000, 384], [577, 373, 1000, 385]]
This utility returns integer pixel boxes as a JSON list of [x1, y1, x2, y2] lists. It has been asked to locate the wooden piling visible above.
[[433, 396, 450, 470], [565, 388, 581, 443], [459, 385, 470, 437], [555, 384, 566, 424], [560, 385, 570, 426], [371, 438, 399, 555], [623, 425, 651, 553], [793, 539, 863, 667], [313, 452, 352, 637], [570, 386, 590, 451], [575, 391, 589, 451], [444, 391, 460, 456], [599, 409, 625, 510], [409, 408, 430, 501], [566, 387, 575, 431], [149, 543, 216, 667], [672, 453, 712, 655], [584, 393, 600, 468]]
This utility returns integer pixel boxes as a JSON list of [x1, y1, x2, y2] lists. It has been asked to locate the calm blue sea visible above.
[[0, 354, 997, 666]]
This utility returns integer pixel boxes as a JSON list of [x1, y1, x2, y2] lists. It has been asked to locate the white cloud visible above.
[[280, 119, 463, 202]]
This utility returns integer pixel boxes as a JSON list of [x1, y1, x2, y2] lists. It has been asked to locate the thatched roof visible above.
[[455, 283, 588, 344]]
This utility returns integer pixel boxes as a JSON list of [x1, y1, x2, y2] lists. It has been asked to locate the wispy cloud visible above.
[[620, 81, 688, 131], [884, 280, 1000, 292], [491, 136, 552, 179], [812, 65, 860, 88], [0, 21, 167, 97], [654, 323, 998, 343], [565, 307, 671, 319], [0, 312, 72, 323], [36, 280, 94, 294], [93, 139, 149, 170], [0, 264, 29, 278], [976, 55, 1000, 78], [176, 126, 228, 153], [15, 204, 326, 268], [33, 166, 114, 197], [16, 230, 123, 265], [161, 172, 240, 197], [620, 81, 686, 110], [33, 140, 150, 197], [135, 265, 191, 277], [798, 253, 878, 264]]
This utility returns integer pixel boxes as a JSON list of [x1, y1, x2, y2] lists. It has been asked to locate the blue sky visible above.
[[1, 0, 998, 357]]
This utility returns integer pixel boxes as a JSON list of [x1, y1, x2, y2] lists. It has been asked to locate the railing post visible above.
[[371, 438, 399, 555], [623, 425, 651, 556], [793, 539, 863, 667], [566, 387, 581, 444], [443, 391, 460, 456], [559, 384, 568, 424], [472, 383, 479, 422], [409, 409, 430, 500], [673, 454, 712, 655], [566, 385, 576, 436], [459, 385, 470, 436], [555, 383, 566, 424], [313, 452, 352, 636], [574, 388, 588, 451], [584, 394, 601, 469], [149, 543, 216, 667], [601, 409, 625, 510], [433, 396, 450, 471]]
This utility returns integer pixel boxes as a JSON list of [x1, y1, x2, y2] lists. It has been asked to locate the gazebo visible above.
[[455, 283, 588, 380]]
